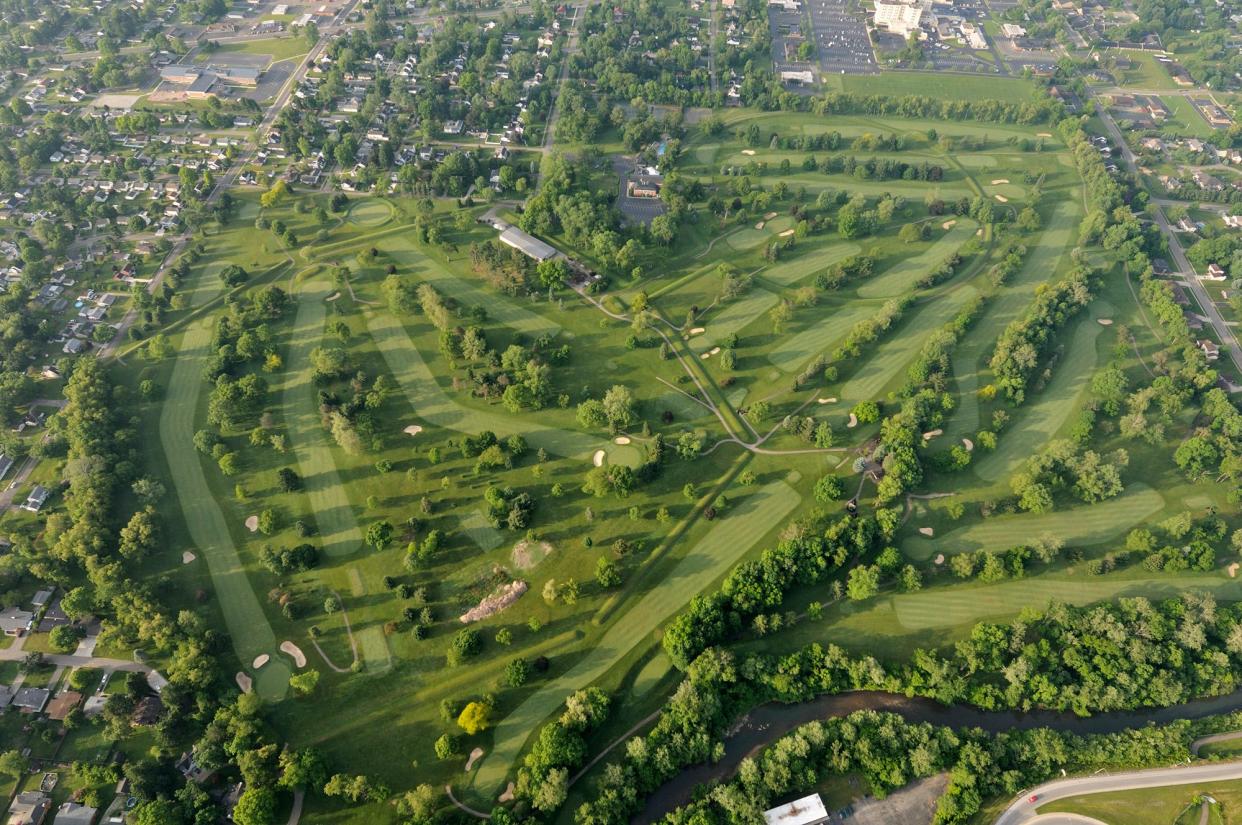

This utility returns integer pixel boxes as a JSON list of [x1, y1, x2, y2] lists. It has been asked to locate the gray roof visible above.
[[498, 226, 557, 261], [53, 801, 97, 825], [0, 606, 32, 633], [0, 455, 13, 480], [12, 686, 50, 711]]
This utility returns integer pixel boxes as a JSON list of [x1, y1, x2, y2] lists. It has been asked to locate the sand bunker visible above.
[[403, 424, 424, 436], [817, 396, 837, 404], [754, 221, 765, 230], [465, 748, 484, 771], [934, 554, 945, 565], [325, 292, 341, 302], [244, 515, 259, 532], [779, 229, 795, 237], [741, 149, 755, 156], [990, 179, 1010, 185], [1037, 132, 1052, 137], [922, 428, 943, 441], [593, 449, 606, 466], [280, 641, 307, 668], [847, 413, 858, 428], [235, 672, 253, 693], [963, 438, 974, 452], [688, 327, 705, 335], [460, 580, 528, 623], [182, 551, 196, 564], [614, 436, 632, 445], [918, 527, 935, 537], [764, 211, 778, 220], [499, 782, 516, 803], [709, 346, 721, 355], [1097, 318, 1114, 326], [512, 540, 554, 570], [994, 195, 1009, 203], [1231, 563, 1239, 579], [942, 220, 957, 230], [253, 654, 270, 669]]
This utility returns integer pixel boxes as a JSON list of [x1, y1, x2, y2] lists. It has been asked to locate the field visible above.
[[1040, 780, 1242, 824]]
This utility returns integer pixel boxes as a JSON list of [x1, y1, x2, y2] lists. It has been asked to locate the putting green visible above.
[[348, 199, 394, 227], [159, 286, 289, 700], [858, 219, 977, 299], [691, 287, 780, 353], [944, 199, 1080, 439], [694, 142, 720, 166], [839, 286, 980, 405], [763, 242, 861, 287], [364, 308, 597, 457], [766, 215, 795, 234], [466, 479, 802, 802], [903, 483, 1165, 561], [373, 235, 561, 338], [727, 226, 772, 251], [282, 279, 364, 557], [973, 299, 1113, 483], [606, 443, 644, 468], [769, 298, 883, 373]]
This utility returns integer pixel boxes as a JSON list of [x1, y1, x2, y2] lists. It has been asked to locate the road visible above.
[[1095, 103, 1242, 377], [0, 633, 152, 674], [995, 760, 1242, 825], [98, 0, 364, 359]]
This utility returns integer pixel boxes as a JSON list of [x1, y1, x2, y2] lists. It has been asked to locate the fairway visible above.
[[466, 479, 801, 801], [769, 299, 884, 373], [373, 235, 562, 338], [692, 287, 780, 353], [727, 226, 774, 251], [160, 296, 290, 699], [460, 510, 505, 551], [857, 220, 976, 298], [839, 286, 980, 405], [348, 199, 394, 227], [945, 199, 1081, 438], [974, 300, 1112, 482], [364, 308, 597, 456], [763, 242, 862, 287], [283, 279, 364, 558], [903, 484, 1165, 561]]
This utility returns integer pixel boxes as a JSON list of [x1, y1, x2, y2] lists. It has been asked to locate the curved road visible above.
[[995, 761, 1242, 825]]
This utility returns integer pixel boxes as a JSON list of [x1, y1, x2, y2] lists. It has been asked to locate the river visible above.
[[637, 688, 1242, 822]]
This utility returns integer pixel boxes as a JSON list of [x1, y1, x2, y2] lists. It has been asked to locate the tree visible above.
[[601, 385, 637, 428], [365, 520, 394, 551], [232, 786, 278, 825], [813, 475, 845, 502], [434, 734, 460, 760], [458, 701, 492, 734], [49, 625, 86, 653], [846, 565, 880, 601], [595, 557, 621, 588], [576, 399, 607, 429], [289, 669, 321, 696], [0, 750, 27, 777], [278, 748, 328, 791]]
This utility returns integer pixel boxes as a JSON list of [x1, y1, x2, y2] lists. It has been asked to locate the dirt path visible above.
[[309, 590, 359, 674]]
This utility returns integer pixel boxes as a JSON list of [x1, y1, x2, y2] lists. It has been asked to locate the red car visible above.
[[1028, 795, 1039, 803]]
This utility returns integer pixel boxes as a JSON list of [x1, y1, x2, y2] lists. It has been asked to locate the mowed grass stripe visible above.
[[769, 299, 882, 373], [903, 483, 1164, 561], [839, 286, 980, 405], [944, 199, 1081, 439], [467, 480, 802, 800], [692, 288, 780, 353], [364, 309, 597, 457], [891, 572, 1232, 630], [284, 279, 364, 558], [160, 314, 289, 698], [973, 300, 1112, 483], [374, 235, 561, 338], [857, 220, 976, 299], [763, 242, 862, 287]]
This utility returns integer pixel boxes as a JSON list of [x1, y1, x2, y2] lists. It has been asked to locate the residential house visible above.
[[7, 791, 51, 825], [0, 606, 32, 636], [21, 484, 49, 512], [12, 687, 50, 713], [1198, 339, 1221, 361], [1204, 263, 1227, 281]]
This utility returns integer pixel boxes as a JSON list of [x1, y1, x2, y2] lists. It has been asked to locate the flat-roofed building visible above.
[[498, 226, 558, 261], [763, 794, 830, 825], [873, 0, 930, 38]]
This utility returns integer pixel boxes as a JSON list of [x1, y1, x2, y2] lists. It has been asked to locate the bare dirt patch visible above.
[[460, 580, 528, 623], [850, 773, 948, 825], [512, 540, 553, 570], [280, 641, 307, 667]]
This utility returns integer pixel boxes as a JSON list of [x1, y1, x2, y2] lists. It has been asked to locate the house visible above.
[[0, 606, 32, 636], [52, 803, 97, 825], [12, 687, 50, 713], [1204, 263, 1227, 281], [21, 485, 49, 512], [763, 794, 830, 825], [131, 695, 163, 726], [7, 791, 51, 825], [36, 599, 68, 633], [1224, 214, 1242, 228], [1198, 339, 1220, 361]]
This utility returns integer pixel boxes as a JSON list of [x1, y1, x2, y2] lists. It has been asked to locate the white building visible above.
[[1000, 22, 1026, 38], [764, 794, 830, 825], [873, 0, 931, 38]]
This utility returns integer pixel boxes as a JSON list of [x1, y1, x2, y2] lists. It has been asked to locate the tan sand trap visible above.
[[182, 551, 196, 564], [1231, 563, 1239, 578], [847, 413, 858, 428], [779, 229, 795, 237], [688, 327, 705, 335], [614, 436, 631, 445], [280, 641, 307, 667], [236, 672, 253, 693], [592, 449, 606, 466], [817, 396, 837, 404], [764, 211, 778, 220], [499, 783, 516, 803], [994, 194, 1009, 203], [244, 515, 259, 532], [934, 553, 946, 565], [1037, 132, 1052, 137], [990, 179, 1010, 185], [460, 580, 528, 623], [1097, 318, 1114, 326], [922, 428, 943, 441], [918, 527, 935, 537], [942, 220, 957, 229], [325, 292, 341, 302], [963, 438, 974, 452], [754, 221, 765, 230], [465, 748, 485, 771], [253, 654, 270, 669], [403, 424, 424, 436], [742, 149, 755, 155]]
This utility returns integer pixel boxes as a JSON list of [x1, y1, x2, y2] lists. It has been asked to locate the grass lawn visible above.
[[832, 72, 1040, 104], [1162, 95, 1219, 139], [857, 220, 977, 298], [214, 36, 311, 62], [1039, 780, 1242, 824]]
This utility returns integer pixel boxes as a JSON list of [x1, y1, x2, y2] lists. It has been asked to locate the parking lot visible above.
[[613, 158, 667, 226], [805, 0, 877, 75], [770, 5, 811, 75]]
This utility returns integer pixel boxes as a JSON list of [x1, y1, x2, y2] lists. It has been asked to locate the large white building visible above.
[[763, 794, 831, 825], [873, 0, 932, 38]]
